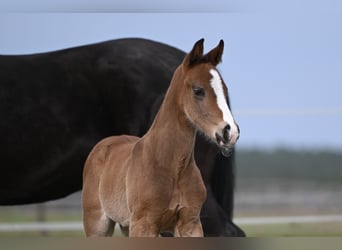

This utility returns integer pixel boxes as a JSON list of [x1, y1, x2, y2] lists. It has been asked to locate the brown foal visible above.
[[82, 39, 239, 237]]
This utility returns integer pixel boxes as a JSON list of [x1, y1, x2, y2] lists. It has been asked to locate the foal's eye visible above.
[[192, 86, 205, 98]]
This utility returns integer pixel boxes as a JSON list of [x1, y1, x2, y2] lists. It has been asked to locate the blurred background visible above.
[[0, 0, 341, 236]]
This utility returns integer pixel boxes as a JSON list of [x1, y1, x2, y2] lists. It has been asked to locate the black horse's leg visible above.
[[194, 136, 246, 237], [200, 187, 245, 237]]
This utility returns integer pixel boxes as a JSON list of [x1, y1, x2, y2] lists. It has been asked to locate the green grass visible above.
[[1, 221, 342, 237], [240, 221, 342, 237], [0, 227, 126, 237], [2, 205, 342, 237], [0, 205, 82, 222], [1, 207, 342, 237]]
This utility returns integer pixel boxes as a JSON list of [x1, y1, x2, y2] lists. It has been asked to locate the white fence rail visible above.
[[0, 222, 82, 232]]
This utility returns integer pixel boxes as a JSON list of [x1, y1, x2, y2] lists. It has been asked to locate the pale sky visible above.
[[1, 0, 341, 150]]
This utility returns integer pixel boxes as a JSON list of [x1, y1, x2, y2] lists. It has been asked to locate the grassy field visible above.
[[1, 222, 341, 237], [240, 221, 342, 237], [1, 191, 341, 237], [1, 187, 342, 237], [1, 149, 341, 237], [1, 211, 342, 237]]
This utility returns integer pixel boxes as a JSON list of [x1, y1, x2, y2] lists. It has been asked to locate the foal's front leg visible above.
[[129, 213, 161, 237], [174, 207, 203, 237]]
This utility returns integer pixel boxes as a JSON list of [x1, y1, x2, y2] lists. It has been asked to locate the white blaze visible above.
[[209, 69, 239, 144]]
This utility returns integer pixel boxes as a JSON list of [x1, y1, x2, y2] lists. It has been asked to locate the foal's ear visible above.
[[183, 38, 204, 68], [204, 39, 224, 66]]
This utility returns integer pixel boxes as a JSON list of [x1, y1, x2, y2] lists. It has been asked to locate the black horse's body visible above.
[[0, 38, 244, 236]]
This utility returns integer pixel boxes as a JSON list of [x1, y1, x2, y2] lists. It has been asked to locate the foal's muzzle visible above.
[[215, 124, 240, 157]]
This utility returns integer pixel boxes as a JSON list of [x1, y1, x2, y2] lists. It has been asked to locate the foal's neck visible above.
[[143, 67, 196, 167]]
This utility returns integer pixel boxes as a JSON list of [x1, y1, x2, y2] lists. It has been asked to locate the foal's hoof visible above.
[[160, 232, 174, 237]]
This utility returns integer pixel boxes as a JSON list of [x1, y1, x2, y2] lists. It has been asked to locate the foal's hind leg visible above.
[[83, 178, 115, 236], [83, 208, 116, 237]]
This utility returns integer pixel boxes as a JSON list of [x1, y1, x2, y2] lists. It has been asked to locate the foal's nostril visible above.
[[223, 125, 230, 144]]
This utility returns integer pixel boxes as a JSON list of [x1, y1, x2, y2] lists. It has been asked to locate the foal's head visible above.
[[179, 39, 239, 156]]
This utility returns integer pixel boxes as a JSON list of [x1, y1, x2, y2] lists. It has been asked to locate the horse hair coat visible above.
[[0, 38, 245, 236]]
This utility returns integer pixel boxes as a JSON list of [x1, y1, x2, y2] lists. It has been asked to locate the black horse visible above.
[[0, 38, 244, 237]]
